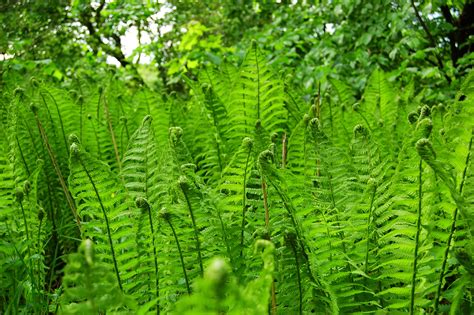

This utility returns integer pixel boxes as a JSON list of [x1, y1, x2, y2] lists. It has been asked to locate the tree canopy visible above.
[[1, 1, 472, 91]]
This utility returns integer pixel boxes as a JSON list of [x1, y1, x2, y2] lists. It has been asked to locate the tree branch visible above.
[[77, 5, 143, 84], [441, 3, 474, 70], [440, 5, 459, 67], [410, 0, 451, 83]]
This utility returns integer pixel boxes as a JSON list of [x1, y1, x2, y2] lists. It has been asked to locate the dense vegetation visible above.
[[1, 1, 473, 314]]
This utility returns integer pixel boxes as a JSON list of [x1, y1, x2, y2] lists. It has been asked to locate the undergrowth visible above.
[[1, 45, 473, 314]]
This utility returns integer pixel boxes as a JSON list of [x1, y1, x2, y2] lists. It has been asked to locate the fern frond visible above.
[[60, 239, 136, 314], [68, 142, 137, 295]]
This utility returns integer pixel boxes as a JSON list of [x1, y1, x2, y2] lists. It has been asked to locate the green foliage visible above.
[[173, 240, 275, 314], [60, 239, 136, 314], [1, 40, 473, 315]]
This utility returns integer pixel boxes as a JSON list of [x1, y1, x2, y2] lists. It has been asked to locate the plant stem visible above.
[[92, 118, 102, 157], [103, 97, 122, 172], [19, 201, 31, 258], [79, 98, 83, 143], [166, 219, 191, 294], [261, 178, 277, 314], [15, 135, 30, 176], [18, 200, 38, 299], [255, 43, 260, 120], [41, 90, 68, 154], [262, 180, 270, 228], [364, 185, 377, 274], [410, 159, 423, 315], [78, 155, 122, 291], [181, 187, 204, 275], [36, 215, 43, 307], [282, 133, 287, 169], [240, 146, 252, 259], [145, 205, 160, 315], [289, 237, 303, 315], [434, 132, 472, 314], [33, 111, 81, 228]]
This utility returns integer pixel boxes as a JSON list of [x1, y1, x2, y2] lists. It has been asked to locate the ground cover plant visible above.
[[1, 1, 473, 314]]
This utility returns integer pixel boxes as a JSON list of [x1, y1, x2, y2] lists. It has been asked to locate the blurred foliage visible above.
[[1, 0, 473, 96]]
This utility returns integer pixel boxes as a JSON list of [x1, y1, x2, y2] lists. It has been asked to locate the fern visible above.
[[60, 239, 136, 314], [1, 46, 473, 314], [172, 239, 275, 314], [68, 141, 138, 296]]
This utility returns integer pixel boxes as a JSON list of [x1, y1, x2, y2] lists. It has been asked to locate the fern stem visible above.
[[327, 174, 355, 287], [36, 214, 43, 306], [242, 82, 248, 134], [43, 182, 61, 308], [44, 173, 57, 231], [289, 237, 303, 315], [314, 82, 321, 120], [166, 218, 191, 294], [18, 201, 31, 257], [140, 127, 160, 313], [103, 97, 122, 171], [355, 111, 373, 132], [5, 222, 39, 308], [15, 135, 30, 176], [181, 187, 204, 275], [45, 230, 60, 308], [364, 185, 377, 274], [38, 92, 61, 150], [145, 204, 160, 315], [206, 93, 224, 172], [89, 117, 102, 156], [216, 205, 234, 267], [320, 211, 334, 273], [434, 131, 472, 314], [33, 110, 81, 228], [255, 43, 261, 120], [282, 133, 287, 168], [124, 118, 130, 141], [328, 175, 348, 254], [21, 111, 41, 161], [240, 146, 252, 259], [96, 88, 102, 121], [78, 155, 123, 291], [265, 173, 324, 295], [120, 126, 126, 160], [262, 179, 270, 228], [271, 281, 277, 315], [79, 97, 83, 143], [261, 178, 277, 314], [41, 90, 68, 153], [410, 159, 423, 315]]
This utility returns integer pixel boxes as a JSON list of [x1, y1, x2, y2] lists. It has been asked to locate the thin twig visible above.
[[410, 0, 452, 83]]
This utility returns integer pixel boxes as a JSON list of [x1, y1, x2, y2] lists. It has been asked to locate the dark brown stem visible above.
[[410, 0, 451, 83], [441, 3, 474, 69]]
